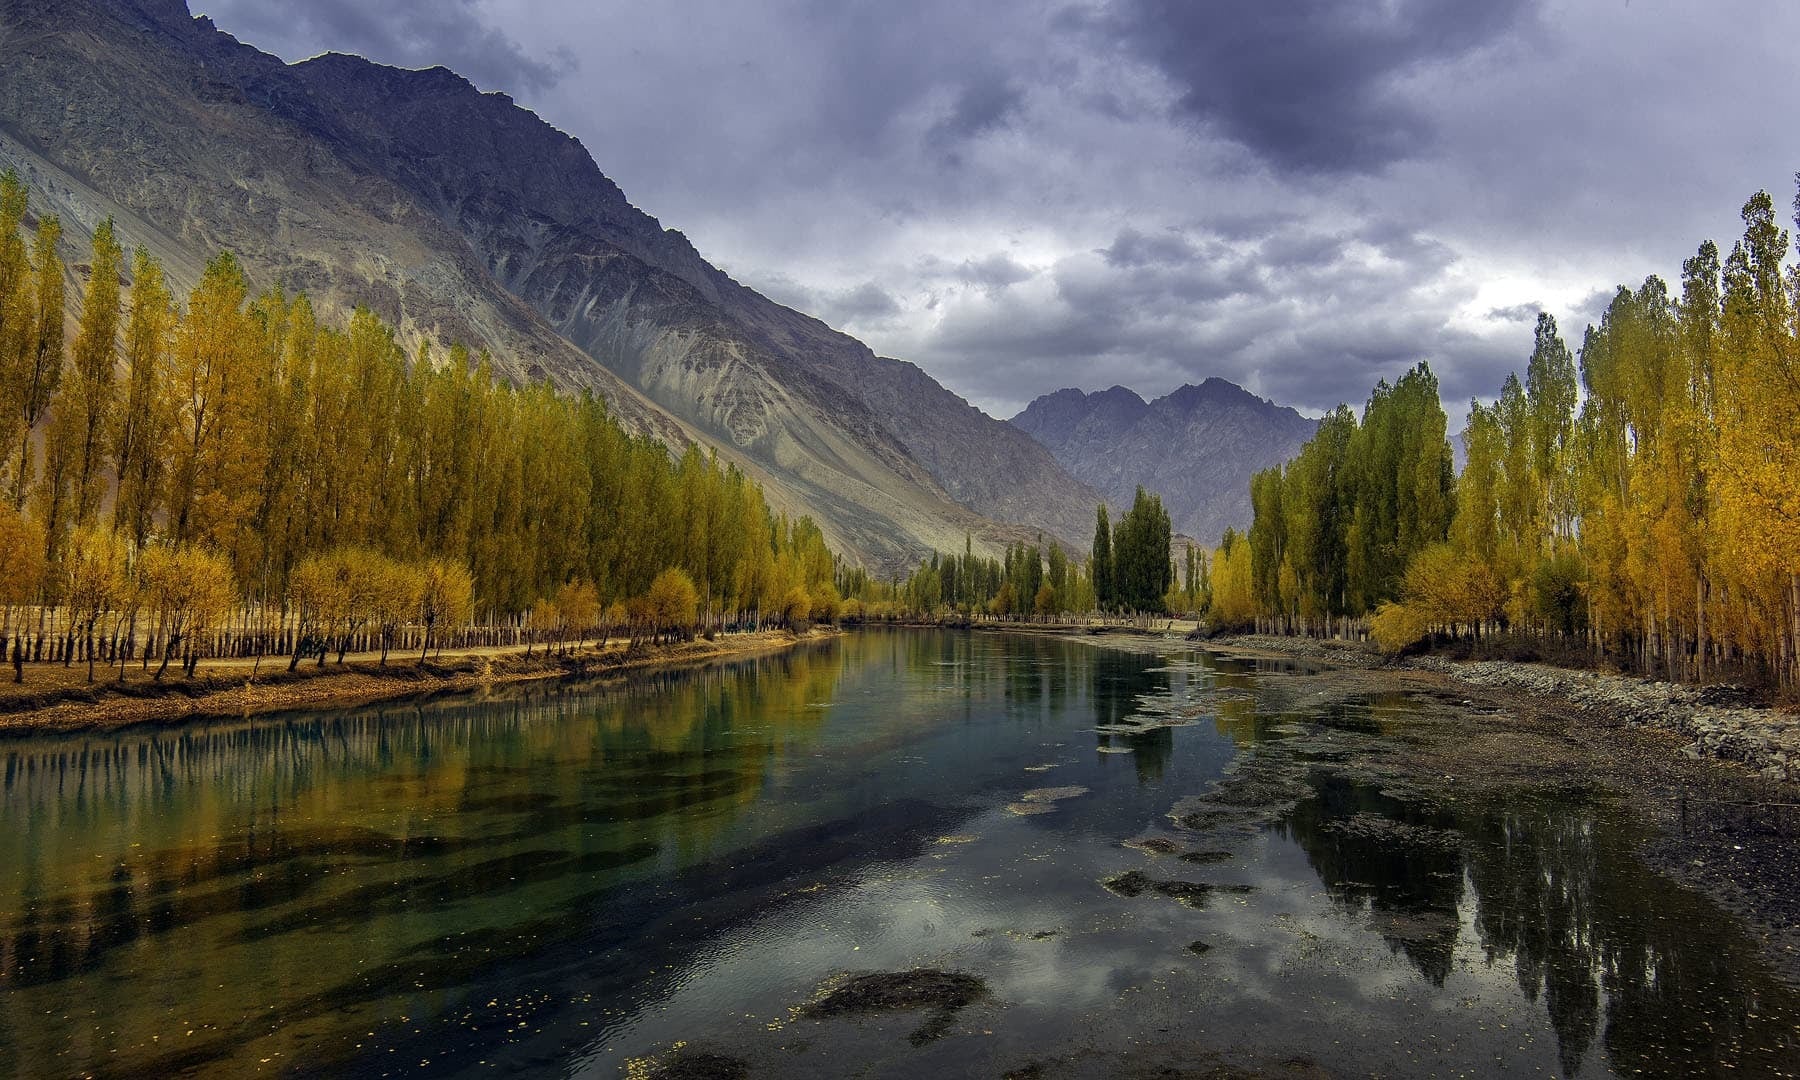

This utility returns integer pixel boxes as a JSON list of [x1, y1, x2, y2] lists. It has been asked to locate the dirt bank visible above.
[[0, 629, 835, 736], [1208, 632, 1800, 782]]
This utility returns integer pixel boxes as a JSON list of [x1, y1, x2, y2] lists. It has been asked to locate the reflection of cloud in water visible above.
[[8, 631, 1797, 1079]]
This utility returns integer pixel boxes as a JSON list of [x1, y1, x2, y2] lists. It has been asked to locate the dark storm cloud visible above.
[[1104, 0, 1540, 174], [954, 254, 1036, 292], [1485, 302, 1541, 323], [1566, 288, 1617, 334], [1101, 228, 1198, 268], [194, 1, 1800, 421], [751, 273, 904, 329], [195, 0, 567, 94], [924, 215, 1489, 414], [927, 75, 1026, 150], [830, 281, 904, 323]]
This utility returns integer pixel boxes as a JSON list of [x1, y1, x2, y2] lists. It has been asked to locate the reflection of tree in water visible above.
[[1280, 764, 1800, 1076], [1278, 770, 1466, 986], [1456, 796, 1800, 1078], [1080, 648, 1179, 782], [1120, 726, 1174, 782], [1461, 800, 1601, 1075], [0, 644, 850, 1077]]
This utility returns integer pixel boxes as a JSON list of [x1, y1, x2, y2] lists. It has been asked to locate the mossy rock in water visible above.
[[1179, 849, 1234, 864], [647, 1052, 750, 1080], [1103, 869, 1152, 897], [803, 969, 986, 1046], [1102, 870, 1214, 907], [1123, 836, 1183, 856]]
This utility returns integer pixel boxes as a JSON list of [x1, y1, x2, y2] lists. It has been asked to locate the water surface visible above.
[[1, 630, 1795, 1077]]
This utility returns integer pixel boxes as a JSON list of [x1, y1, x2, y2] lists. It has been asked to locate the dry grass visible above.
[[0, 629, 832, 735]]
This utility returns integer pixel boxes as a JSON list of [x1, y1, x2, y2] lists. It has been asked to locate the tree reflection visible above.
[[1279, 764, 1799, 1076], [0, 642, 849, 1078]]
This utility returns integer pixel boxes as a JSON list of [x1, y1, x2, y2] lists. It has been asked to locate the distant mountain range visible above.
[[1011, 379, 1318, 544], [0, 0, 1102, 573]]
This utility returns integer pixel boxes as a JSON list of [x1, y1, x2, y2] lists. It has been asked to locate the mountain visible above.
[[0, 0, 1100, 572], [1011, 379, 1318, 544]]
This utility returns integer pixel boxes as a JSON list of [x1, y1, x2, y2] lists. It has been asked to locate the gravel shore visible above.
[[1212, 633, 1800, 782]]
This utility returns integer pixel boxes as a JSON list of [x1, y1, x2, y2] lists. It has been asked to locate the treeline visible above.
[[831, 535, 1094, 621], [0, 171, 841, 682], [1231, 186, 1800, 691], [851, 487, 1187, 622]]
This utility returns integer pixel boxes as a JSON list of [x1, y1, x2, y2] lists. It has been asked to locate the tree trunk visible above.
[[155, 633, 179, 681]]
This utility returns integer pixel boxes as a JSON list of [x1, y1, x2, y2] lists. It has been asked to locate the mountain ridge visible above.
[[0, 0, 1102, 572], [1011, 378, 1318, 544]]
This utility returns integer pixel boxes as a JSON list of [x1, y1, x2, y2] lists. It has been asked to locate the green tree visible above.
[[1092, 504, 1113, 611]]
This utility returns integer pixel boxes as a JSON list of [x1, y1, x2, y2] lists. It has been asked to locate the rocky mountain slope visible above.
[[1011, 379, 1318, 543], [0, 0, 1101, 571]]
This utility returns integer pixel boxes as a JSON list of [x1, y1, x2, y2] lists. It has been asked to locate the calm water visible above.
[[1, 631, 1796, 1078]]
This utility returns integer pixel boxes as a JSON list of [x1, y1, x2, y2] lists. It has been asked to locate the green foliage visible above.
[[1091, 505, 1113, 610], [1111, 487, 1172, 613], [1233, 183, 1800, 689], [1235, 366, 1453, 626]]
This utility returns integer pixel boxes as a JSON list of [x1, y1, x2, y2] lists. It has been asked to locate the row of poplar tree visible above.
[[1224, 187, 1800, 690], [881, 536, 1097, 619], [856, 487, 1179, 621], [0, 171, 842, 680]]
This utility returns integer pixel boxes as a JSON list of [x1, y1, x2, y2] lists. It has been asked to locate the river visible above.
[[1, 630, 1795, 1078]]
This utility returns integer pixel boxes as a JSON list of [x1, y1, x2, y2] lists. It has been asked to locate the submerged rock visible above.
[[803, 969, 987, 1046], [1123, 836, 1183, 856], [1019, 786, 1090, 803], [1101, 870, 1216, 907], [646, 1052, 750, 1080]]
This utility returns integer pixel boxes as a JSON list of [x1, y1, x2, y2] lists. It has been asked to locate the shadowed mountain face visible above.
[[1011, 379, 1318, 543], [0, 0, 1100, 572]]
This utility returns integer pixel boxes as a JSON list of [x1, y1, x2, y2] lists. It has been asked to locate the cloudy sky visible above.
[[196, 0, 1799, 419]]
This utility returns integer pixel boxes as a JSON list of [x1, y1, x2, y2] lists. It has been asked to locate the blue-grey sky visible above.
[[195, 0, 1800, 418]]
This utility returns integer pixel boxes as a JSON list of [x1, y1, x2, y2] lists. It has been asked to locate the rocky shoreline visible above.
[[1210, 633, 1800, 783]]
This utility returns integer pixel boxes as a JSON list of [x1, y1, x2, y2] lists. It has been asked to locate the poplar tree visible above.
[[112, 248, 173, 546], [10, 214, 63, 509], [0, 171, 31, 495], [1092, 504, 1113, 611], [68, 219, 123, 522]]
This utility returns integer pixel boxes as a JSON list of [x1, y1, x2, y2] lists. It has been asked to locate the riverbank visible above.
[[1177, 630, 1800, 987], [1206, 632, 1800, 782], [0, 628, 836, 735]]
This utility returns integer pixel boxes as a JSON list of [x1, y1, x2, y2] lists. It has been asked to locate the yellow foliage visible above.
[[647, 567, 699, 632], [779, 584, 812, 627], [0, 503, 46, 607], [1369, 601, 1428, 653], [809, 582, 841, 624]]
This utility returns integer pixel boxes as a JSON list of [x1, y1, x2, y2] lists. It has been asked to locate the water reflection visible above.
[[1275, 728, 1797, 1076], [0, 632, 1794, 1079], [0, 643, 856, 1078]]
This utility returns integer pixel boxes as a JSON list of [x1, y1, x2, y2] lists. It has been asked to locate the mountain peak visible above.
[[1156, 377, 1270, 412], [1009, 377, 1317, 540]]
